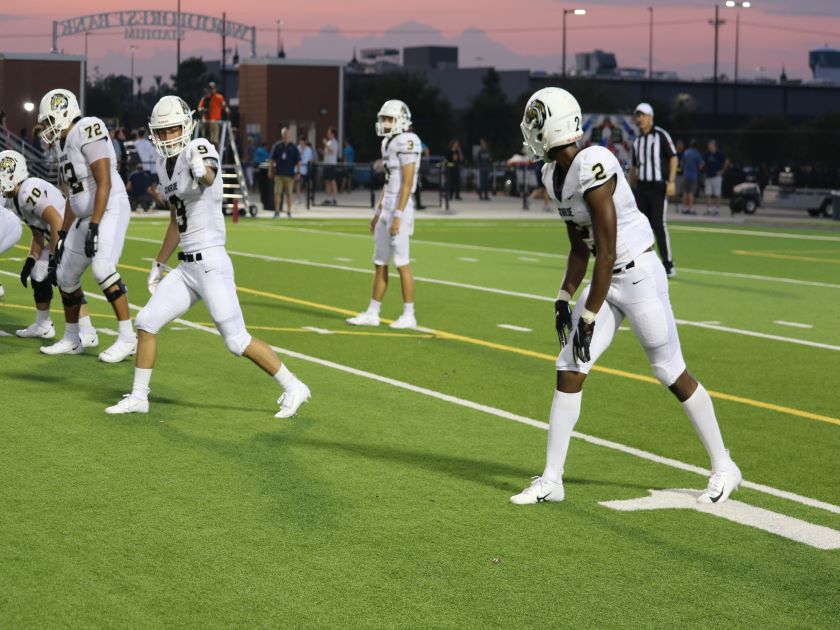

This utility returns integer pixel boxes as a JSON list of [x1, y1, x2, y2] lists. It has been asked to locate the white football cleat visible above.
[[80, 330, 99, 348], [16, 321, 56, 339], [389, 313, 417, 329], [510, 476, 565, 505], [40, 337, 84, 355], [0, 283, 4, 298], [275, 381, 311, 419], [98, 338, 137, 363], [698, 463, 742, 504], [105, 394, 149, 415], [346, 311, 380, 327]]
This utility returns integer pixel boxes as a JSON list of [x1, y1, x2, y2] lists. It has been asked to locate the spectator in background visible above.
[[476, 138, 492, 201], [296, 135, 313, 208], [115, 127, 128, 183], [253, 141, 271, 208], [414, 140, 430, 210], [127, 163, 164, 212], [675, 138, 685, 199], [529, 159, 550, 212], [681, 139, 703, 215], [445, 138, 464, 200], [321, 126, 339, 206], [269, 126, 300, 218], [197, 81, 230, 149], [110, 128, 124, 178], [243, 136, 256, 191], [703, 139, 730, 216], [133, 127, 156, 174], [341, 138, 355, 193]]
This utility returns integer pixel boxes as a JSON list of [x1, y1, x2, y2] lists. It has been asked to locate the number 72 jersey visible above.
[[543, 145, 653, 268], [57, 116, 126, 220], [156, 138, 225, 253]]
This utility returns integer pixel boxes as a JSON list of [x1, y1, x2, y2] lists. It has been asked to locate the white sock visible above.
[[542, 390, 582, 483], [35, 308, 51, 325], [274, 363, 299, 391], [682, 382, 731, 470], [367, 299, 382, 315], [131, 367, 153, 401], [403, 302, 415, 316], [118, 318, 135, 342], [78, 314, 95, 334], [65, 322, 80, 342]]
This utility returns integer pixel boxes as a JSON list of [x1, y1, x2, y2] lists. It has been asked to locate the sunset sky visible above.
[[2, 1, 838, 83]]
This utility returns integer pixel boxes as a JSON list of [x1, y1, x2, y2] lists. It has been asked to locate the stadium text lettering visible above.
[[55, 11, 252, 40], [125, 28, 186, 41]]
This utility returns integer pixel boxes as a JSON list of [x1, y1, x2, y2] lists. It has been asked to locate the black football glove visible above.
[[55, 230, 67, 265], [84, 222, 99, 258], [47, 254, 58, 287], [572, 318, 595, 363], [20, 256, 36, 288], [554, 299, 573, 347]]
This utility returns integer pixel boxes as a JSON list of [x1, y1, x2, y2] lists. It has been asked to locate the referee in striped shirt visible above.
[[630, 103, 678, 278]]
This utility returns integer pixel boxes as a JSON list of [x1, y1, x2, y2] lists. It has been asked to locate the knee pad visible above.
[[134, 307, 159, 335], [651, 354, 686, 387], [31, 279, 54, 304], [105, 279, 128, 303], [60, 288, 85, 308], [219, 321, 251, 356], [91, 260, 120, 289]]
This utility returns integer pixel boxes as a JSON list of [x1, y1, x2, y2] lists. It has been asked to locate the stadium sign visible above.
[[52, 11, 256, 55]]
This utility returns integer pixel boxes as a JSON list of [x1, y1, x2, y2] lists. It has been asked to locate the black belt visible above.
[[178, 251, 203, 262], [613, 247, 654, 274]]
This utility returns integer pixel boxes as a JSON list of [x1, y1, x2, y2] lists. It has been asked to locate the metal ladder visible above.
[[194, 121, 256, 217]]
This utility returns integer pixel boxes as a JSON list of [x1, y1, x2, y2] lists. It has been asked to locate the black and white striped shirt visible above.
[[632, 126, 676, 183]]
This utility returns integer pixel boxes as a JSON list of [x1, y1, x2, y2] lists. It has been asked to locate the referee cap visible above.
[[634, 102, 654, 116]]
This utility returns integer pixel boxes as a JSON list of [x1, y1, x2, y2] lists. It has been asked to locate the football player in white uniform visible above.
[[510, 88, 741, 506], [0, 202, 23, 299], [0, 150, 98, 345], [105, 96, 311, 417], [37, 89, 136, 361], [347, 100, 422, 330]]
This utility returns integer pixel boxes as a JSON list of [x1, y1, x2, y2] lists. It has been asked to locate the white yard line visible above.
[[674, 320, 839, 351], [669, 225, 840, 242], [458, 257, 480, 262], [773, 320, 814, 329], [497, 324, 532, 332], [3, 268, 838, 516]]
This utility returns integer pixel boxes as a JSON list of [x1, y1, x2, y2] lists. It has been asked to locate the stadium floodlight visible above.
[[562, 8, 587, 77], [23, 102, 35, 112], [573, 9, 586, 15]]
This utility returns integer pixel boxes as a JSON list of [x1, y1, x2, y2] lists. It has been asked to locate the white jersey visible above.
[[8, 177, 66, 237], [57, 116, 127, 219], [543, 145, 654, 267], [156, 138, 224, 253], [381, 132, 422, 196]]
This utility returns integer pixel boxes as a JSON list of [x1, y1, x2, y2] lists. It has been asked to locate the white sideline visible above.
[[125, 237, 840, 351], [2, 269, 837, 517]]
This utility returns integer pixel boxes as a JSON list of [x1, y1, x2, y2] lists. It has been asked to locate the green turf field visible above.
[[1, 217, 838, 628]]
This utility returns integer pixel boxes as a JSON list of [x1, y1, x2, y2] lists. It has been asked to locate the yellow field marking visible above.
[[733, 250, 840, 265], [112, 261, 840, 428]]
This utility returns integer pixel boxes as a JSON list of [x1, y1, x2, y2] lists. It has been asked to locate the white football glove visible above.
[[187, 145, 207, 180], [147, 261, 164, 294]]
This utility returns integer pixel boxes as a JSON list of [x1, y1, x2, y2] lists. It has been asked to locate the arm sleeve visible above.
[[81, 138, 111, 164], [580, 148, 620, 195], [396, 135, 421, 166], [659, 129, 677, 158]]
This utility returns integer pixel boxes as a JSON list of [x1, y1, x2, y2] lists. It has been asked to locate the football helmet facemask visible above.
[[38, 89, 82, 145], [149, 95, 195, 159], [520, 87, 583, 159], [0, 150, 28, 196], [375, 99, 412, 137]]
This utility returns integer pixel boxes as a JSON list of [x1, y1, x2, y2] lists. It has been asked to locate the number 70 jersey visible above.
[[155, 138, 225, 253]]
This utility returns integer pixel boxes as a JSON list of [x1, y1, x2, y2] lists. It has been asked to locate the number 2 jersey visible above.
[[381, 132, 422, 198], [156, 138, 224, 253], [57, 116, 127, 220], [5, 177, 66, 237], [542, 145, 653, 268]]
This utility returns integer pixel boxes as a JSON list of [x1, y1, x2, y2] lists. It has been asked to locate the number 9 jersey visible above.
[[57, 116, 127, 220], [155, 137, 224, 253]]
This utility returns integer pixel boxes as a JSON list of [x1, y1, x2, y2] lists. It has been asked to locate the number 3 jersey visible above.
[[57, 116, 127, 220], [381, 132, 422, 197], [156, 138, 224, 253], [542, 145, 653, 268]]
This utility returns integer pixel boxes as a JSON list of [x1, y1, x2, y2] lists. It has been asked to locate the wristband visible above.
[[581, 308, 597, 325], [557, 289, 571, 302], [393, 210, 404, 218]]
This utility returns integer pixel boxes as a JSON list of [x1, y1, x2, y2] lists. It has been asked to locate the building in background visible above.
[[808, 48, 840, 83], [403, 46, 458, 70]]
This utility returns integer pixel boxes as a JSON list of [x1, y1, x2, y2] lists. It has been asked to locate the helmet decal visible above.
[[50, 93, 70, 112], [0, 156, 16, 174], [525, 99, 548, 130]]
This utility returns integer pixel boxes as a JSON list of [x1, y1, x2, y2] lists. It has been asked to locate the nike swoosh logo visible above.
[[536, 493, 552, 502], [710, 486, 725, 503], [632, 279, 645, 285], [565, 194, 574, 200]]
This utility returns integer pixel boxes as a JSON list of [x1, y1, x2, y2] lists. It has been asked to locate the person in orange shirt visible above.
[[197, 82, 230, 148]]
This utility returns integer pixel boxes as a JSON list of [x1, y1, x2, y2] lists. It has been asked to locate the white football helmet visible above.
[[520, 87, 583, 159], [375, 99, 412, 137], [149, 95, 195, 158], [38, 89, 82, 145], [0, 150, 28, 196]]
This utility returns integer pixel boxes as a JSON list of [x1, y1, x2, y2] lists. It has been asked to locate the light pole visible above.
[[276, 19, 285, 58], [725, 0, 751, 84], [708, 5, 726, 117], [129, 45, 138, 100], [648, 7, 654, 80], [562, 8, 586, 78]]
